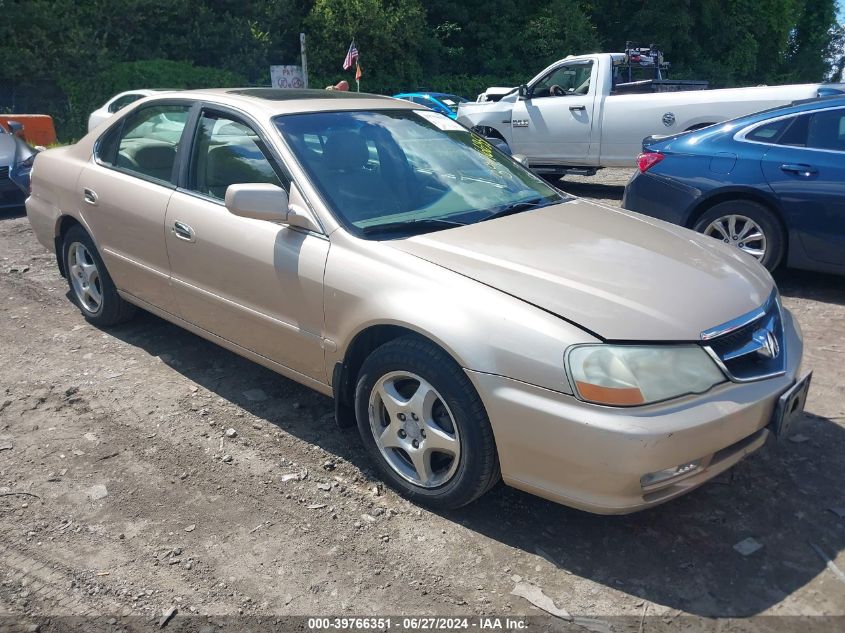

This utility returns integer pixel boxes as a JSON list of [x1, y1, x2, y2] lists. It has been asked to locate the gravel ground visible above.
[[1, 172, 844, 629]]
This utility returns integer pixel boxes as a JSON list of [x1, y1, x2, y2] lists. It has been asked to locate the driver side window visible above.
[[533, 61, 594, 98]]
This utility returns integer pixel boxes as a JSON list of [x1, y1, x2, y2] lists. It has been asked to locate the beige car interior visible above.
[[193, 118, 284, 199]]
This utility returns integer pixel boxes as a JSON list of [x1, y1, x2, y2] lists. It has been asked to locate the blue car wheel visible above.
[[692, 200, 786, 271]]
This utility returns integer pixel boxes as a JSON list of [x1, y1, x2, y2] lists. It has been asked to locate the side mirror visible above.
[[518, 84, 531, 99], [225, 182, 321, 233], [6, 121, 23, 137]]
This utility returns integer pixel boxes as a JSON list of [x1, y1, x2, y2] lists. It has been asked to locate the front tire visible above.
[[693, 200, 785, 271], [62, 225, 137, 326], [355, 336, 500, 510]]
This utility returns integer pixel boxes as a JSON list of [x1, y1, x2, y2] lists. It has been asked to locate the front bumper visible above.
[[467, 309, 803, 514]]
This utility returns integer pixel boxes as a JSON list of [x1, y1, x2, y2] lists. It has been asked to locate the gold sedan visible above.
[[26, 89, 809, 512]]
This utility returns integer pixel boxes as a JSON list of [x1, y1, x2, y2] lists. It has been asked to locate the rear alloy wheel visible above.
[[693, 200, 785, 271], [355, 336, 500, 509], [62, 225, 137, 326]]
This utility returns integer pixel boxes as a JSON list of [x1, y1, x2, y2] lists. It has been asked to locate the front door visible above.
[[164, 108, 329, 381], [509, 59, 596, 164], [760, 107, 845, 267], [77, 102, 193, 311]]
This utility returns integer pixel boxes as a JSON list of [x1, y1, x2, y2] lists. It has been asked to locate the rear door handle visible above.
[[172, 221, 196, 243], [779, 163, 817, 177], [569, 105, 586, 111], [83, 188, 98, 205]]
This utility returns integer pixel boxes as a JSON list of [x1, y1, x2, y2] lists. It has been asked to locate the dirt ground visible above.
[[1, 168, 844, 629]]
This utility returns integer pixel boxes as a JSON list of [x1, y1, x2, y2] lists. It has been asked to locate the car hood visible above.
[[387, 199, 773, 341]]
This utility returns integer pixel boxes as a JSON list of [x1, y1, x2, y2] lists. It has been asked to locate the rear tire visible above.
[[692, 200, 785, 271], [355, 336, 500, 510], [62, 225, 137, 326]]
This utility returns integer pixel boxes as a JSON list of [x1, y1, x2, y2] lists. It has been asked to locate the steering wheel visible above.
[[549, 85, 566, 97]]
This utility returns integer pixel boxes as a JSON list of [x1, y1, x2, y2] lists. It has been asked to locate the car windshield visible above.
[[438, 96, 467, 113], [275, 110, 563, 238]]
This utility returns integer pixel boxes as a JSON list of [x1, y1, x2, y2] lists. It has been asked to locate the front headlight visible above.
[[566, 344, 726, 406]]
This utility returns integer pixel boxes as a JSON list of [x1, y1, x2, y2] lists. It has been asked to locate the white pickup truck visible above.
[[457, 52, 842, 178]]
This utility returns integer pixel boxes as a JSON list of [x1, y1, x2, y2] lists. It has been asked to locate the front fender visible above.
[[457, 104, 514, 144], [323, 236, 598, 395]]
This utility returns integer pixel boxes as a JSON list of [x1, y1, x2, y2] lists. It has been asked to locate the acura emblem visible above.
[[752, 328, 779, 359]]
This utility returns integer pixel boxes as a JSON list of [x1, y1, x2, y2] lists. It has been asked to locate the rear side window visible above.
[[188, 111, 287, 201], [806, 108, 845, 152], [777, 114, 810, 146], [97, 104, 192, 184]]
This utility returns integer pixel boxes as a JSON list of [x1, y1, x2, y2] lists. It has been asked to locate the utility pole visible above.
[[300, 33, 309, 89]]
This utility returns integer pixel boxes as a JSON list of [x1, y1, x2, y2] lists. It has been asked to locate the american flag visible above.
[[343, 41, 358, 71]]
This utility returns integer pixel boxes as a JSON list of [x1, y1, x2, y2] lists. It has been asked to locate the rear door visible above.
[[760, 106, 845, 267], [164, 106, 329, 381], [77, 101, 193, 311], [508, 59, 596, 163]]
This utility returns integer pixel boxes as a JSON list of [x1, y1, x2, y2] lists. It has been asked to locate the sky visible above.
[[840, 0, 844, 23]]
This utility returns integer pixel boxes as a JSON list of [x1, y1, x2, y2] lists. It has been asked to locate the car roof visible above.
[[145, 87, 417, 116], [646, 94, 845, 150]]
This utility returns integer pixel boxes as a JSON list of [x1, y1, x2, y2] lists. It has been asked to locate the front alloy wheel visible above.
[[355, 336, 500, 509], [368, 371, 461, 488]]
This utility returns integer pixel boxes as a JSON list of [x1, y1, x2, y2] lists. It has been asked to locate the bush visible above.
[[58, 59, 247, 141]]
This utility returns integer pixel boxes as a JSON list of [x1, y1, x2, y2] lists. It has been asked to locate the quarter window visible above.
[[100, 104, 191, 183], [746, 118, 790, 143], [189, 112, 286, 201]]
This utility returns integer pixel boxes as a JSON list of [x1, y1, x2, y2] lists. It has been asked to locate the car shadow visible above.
[[0, 205, 26, 220], [776, 267, 845, 307], [557, 180, 627, 201], [100, 309, 844, 618]]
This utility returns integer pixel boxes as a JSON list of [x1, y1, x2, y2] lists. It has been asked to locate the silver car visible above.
[[26, 88, 810, 513]]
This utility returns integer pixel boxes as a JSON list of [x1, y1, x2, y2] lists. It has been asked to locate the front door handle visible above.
[[569, 105, 586, 111], [82, 188, 98, 205], [172, 221, 196, 243], [779, 163, 817, 177]]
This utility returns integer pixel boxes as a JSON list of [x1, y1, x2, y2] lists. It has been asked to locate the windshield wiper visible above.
[[482, 198, 551, 222], [361, 218, 466, 237]]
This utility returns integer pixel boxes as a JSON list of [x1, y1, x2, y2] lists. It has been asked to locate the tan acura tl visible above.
[[26, 89, 811, 513]]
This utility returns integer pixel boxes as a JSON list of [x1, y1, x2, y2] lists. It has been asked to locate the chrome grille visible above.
[[701, 291, 786, 382]]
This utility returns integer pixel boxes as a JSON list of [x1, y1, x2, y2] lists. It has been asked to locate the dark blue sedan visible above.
[[623, 96, 845, 274]]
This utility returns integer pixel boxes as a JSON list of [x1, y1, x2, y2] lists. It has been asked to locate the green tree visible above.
[[305, 0, 428, 91]]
